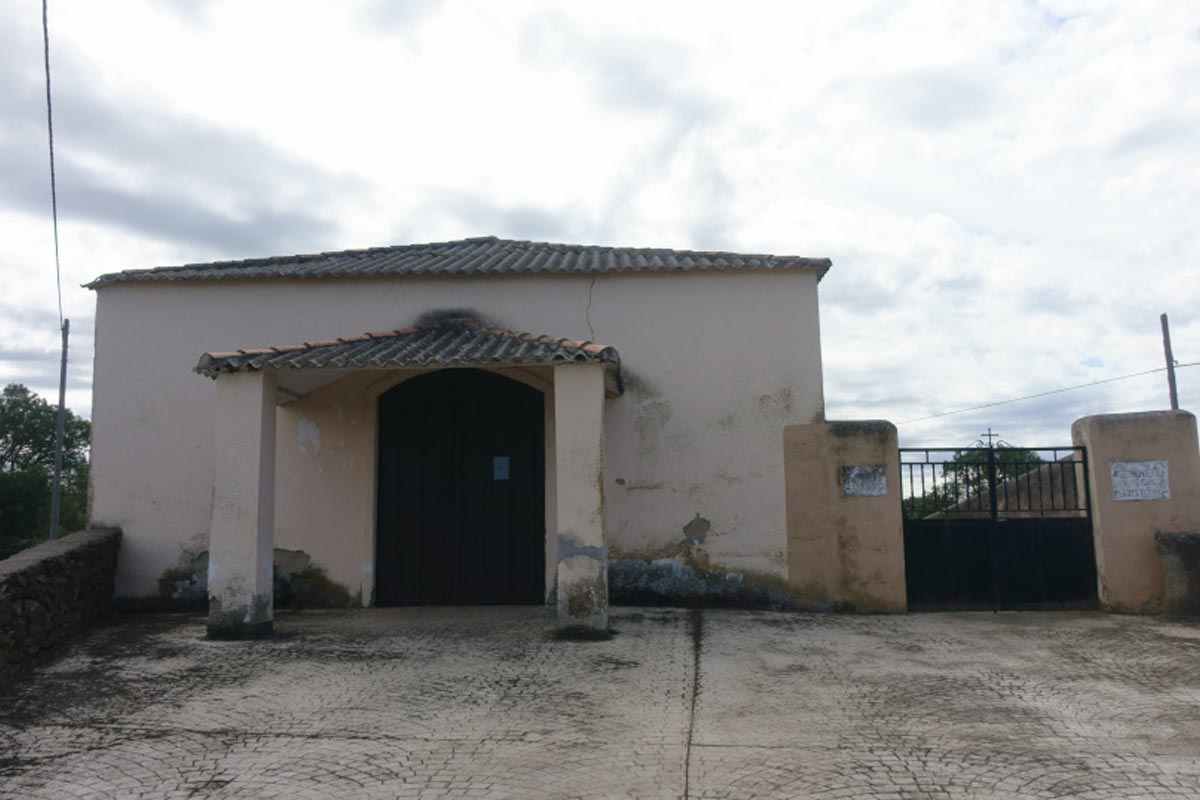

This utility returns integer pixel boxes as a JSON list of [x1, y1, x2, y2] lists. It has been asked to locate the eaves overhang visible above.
[[195, 321, 623, 396]]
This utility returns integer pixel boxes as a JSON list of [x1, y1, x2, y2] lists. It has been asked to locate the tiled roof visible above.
[[88, 236, 831, 287], [196, 321, 619, 377]]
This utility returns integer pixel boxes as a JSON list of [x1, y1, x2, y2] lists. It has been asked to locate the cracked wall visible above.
[[90, 269, 825, 603]]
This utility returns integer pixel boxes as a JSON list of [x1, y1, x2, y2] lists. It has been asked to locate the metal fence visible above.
[[900, 446, 1090, 519]]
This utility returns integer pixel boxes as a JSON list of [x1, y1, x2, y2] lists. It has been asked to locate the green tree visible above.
[[903, 446, 1045, 517], [0, 384, 91, 558], [0, 384, 90, 472]]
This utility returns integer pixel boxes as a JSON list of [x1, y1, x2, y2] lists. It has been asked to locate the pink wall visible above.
[[89, 269, 826, 600]]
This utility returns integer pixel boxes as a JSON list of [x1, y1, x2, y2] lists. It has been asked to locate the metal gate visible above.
[[901, 444, 1098, 610]]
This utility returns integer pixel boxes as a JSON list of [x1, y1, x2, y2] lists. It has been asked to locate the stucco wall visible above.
[[1072, 410, 1200, 613], [89, 269, 825, 602], [783, 420, 906, 611], [270, 366, 559, 604]]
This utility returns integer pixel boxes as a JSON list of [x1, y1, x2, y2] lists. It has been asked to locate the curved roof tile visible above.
[[196, 321, 619, 378], [89, 236, 831, 287]]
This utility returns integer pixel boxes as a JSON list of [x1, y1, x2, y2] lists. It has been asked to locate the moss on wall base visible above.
[[1156, 531, 1200, 617], [608, 555, 794, 609], [274, 561, 353, 610], [120, 548, 355, 612]]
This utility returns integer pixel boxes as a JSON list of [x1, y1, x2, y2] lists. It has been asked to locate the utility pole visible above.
[[49, 318, 69, 538], [1161, 313, 1179, 411]]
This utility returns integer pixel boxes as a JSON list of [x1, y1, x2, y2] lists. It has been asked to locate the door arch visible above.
[[374, 368, 545, 605]]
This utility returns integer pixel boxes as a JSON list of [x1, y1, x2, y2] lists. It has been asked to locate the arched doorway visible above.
[[375, 369, 545, 605]]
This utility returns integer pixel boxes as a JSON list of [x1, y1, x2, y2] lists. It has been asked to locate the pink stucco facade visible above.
[[89, 268, 826, 603]]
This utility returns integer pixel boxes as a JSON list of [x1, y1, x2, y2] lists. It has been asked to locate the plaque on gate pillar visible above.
[[843, 465, 888, 497], [1110, 460, 1170, 501]]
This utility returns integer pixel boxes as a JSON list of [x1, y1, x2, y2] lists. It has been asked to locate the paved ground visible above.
[[1, 608, 1199, 799]]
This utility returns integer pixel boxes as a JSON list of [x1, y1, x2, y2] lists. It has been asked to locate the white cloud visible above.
[[0, 0, 1196, 445]]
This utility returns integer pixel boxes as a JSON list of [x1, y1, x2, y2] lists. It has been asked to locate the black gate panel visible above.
[[901, 446, 1098, 611], [904, 519, 996, 610], [375, 369, 545, 606]]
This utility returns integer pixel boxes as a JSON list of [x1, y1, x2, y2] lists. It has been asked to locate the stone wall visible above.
[[0, 528, 122, 671], [1156, 531, 1200, 617]]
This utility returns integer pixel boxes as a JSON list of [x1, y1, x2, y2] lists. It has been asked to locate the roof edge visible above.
[[86, 236, 833, 288], [194, 321, 621, 379]]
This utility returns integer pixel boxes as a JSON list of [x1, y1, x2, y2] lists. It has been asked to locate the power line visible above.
[[42, 0, 63, 325], [897, 361, 1199, 426]]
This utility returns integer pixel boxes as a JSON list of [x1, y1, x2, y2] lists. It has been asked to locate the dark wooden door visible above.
[[375, 369, 545, 606]]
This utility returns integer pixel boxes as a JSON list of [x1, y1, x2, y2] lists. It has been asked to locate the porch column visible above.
[[207, 370, 277, 639], [553, 363, 608, 634]]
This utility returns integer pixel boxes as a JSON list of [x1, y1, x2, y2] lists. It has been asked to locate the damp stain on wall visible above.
[[297, 417, 321, 456], [608, 515, 794, 609], [154, 547, 354, 611]]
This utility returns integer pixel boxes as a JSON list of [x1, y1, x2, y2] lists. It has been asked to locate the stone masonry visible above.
[[0, 528, 121, 672]]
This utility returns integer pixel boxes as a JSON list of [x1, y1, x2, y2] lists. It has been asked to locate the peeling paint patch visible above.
[[297, 417, 320, 455], [557, 534, 607, 563], [682, 514, 711, 542], [620, 480, 664, 492]]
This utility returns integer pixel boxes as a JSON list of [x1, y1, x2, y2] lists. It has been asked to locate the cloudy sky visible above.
[[1, 0, 1196, 447]]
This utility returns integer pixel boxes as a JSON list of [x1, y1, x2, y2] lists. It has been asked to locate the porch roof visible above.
[[196, 321, 620, 385]]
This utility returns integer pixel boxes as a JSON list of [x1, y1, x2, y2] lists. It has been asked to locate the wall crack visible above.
[[683, 607, 702, 799], [585, 275, 596, 340]]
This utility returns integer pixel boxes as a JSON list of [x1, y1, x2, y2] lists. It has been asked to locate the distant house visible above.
[[86, 236, 831, 636]]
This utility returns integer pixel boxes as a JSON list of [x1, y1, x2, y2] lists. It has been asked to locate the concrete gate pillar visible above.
[[207, 370, 277, 639], [553, 363, 608, 634], [784, 420, 906, 611], [1072, 410, 1200, 613]]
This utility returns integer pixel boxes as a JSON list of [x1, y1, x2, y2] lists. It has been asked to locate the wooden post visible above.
[[1161, 313, 1179, 411], [49, 318, 69, 539]]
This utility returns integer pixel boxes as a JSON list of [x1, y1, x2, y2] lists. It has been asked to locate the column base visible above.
[[206, 594, 274, 640], [206, 619, 274, 641], [556, 554, 609, 637]]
